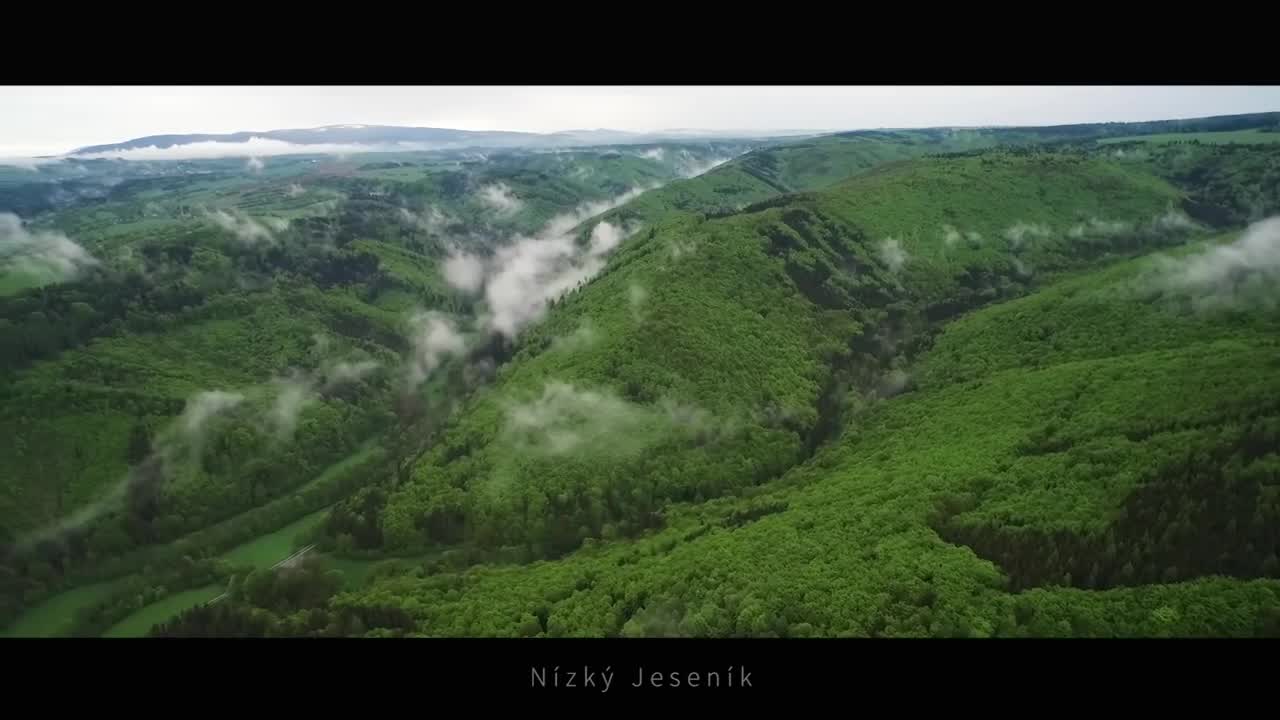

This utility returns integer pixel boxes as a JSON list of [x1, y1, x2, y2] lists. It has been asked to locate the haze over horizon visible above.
[[2, 85, 1279, 158]]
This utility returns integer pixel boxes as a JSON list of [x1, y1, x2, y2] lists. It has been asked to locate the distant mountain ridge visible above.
[[59, 110, 1280, 159], [68, 125, 820, 156]]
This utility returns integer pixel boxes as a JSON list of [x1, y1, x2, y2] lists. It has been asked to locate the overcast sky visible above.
[[2, 85, 1279, 156]]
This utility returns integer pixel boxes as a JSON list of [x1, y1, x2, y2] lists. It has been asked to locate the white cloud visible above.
[[0, 155, 62, 170], [482, 233, 597, 336], [406, 310, 467, 388], [503, 382, 642, 455], [324, 359, 380, 388], [500, 382, 725, 457], [879, 237, 908, 272], [13, 387, 245, 550], [875, 369, 912, 399], [1069, 218, 1132, 239], [1003, 221, 1052, 249], [246, 156, 265, 173], [69, 136, 436, 162], [542, 186, 650, 238], [442, 187, 649, 339], [477, 182, 523, 215], [1012, 257, 1033, 278], [269, 375, 316, 439], [205, 208, 276, 244], [270, 354, 384, 437], [629, 283, 648, 322], [668, 237, 698, 259], [1152, 208, 1198, 233], [588, 220, 625, 255], [1152, 216, 1280, 309], [0, 212, 98, 279], [443, 251, 486, 293], [286, 183, 305, 197], [263, 217, 290, 233], [180, 390, 244, 439], [399, 206, 448, 233], [673, 149, 736, 178]]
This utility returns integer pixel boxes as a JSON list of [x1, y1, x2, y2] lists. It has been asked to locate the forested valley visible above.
[[3, 113, 1280, 638]]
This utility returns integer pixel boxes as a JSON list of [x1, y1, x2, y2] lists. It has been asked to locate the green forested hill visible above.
[[7, 130, 962, 634], [366, 152, 1195, 565], [316, 221, 1280, 639], [192, 147, 1280, 640], [0, 142, 751, 632], [596, 129, 999, 225], [6, 113, 1280, 639]]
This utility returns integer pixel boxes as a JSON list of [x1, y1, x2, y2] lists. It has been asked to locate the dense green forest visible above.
[[4, 112, 1280, 637], [0, 142, 745, 633]]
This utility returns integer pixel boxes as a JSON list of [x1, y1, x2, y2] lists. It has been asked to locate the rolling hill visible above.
[[310, 158, 1280, 637], [4, 111, 1280, 638]]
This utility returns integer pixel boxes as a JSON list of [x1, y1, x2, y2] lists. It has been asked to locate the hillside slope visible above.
[[148, 151, 1280, 638], [0, 145, 743, 632], [595, 111, 1280, 230], [320, 221, 1280, 638], [361, 152, 1198, 565], [11, 113, 1280, 638], [6, 127, 1005, 635]]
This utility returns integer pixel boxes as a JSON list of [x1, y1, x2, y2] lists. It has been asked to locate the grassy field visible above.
[[0, 268, 56, 296], [101, 585, 223, 638], [222, 508, 329, 568], [96, 508, 332, 638], [11, 506, 329, 638], [104, 548, 415, 638], [1100, 129, 1280, 145], [0, 580, 123, 637], [0, 443, 383, 637]]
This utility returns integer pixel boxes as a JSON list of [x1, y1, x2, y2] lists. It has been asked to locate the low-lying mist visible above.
[[498, 381, 734, 458], [68, 137, 439, 163], [11, 341, 383, 550], [442, 187, 650, 339], [0, 212, 98, 280], [1144, 215, 1280, 310]]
